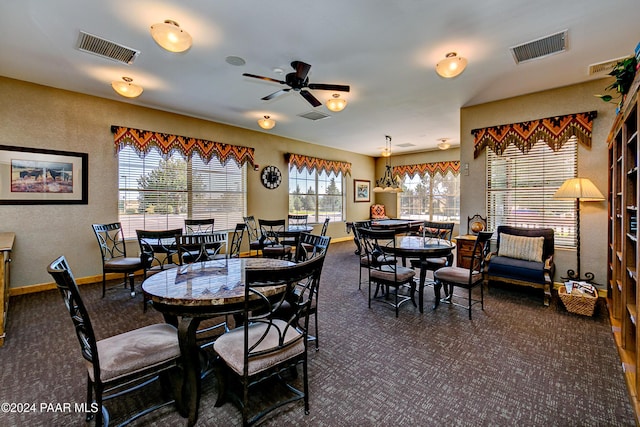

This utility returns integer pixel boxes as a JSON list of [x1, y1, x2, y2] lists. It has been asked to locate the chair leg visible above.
[[127, 273, 135, 297], [468, 287, 472, 320], [314, 313, 319, 351], [101, 273, 106, 298]]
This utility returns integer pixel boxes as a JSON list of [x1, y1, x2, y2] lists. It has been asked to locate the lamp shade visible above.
[[150, 20, 192, 52], [435, 52, 467, 78], [553, 178, 605, 201], [258, 115, 276, 130], [111, 77, 143, 98], [326, 94, 347, 112]]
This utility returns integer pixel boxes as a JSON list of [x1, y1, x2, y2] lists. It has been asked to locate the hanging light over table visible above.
[[373, 135, 403, 193]]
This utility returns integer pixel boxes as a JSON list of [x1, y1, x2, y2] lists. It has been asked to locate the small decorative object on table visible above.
[[559, 281, 598, 316]]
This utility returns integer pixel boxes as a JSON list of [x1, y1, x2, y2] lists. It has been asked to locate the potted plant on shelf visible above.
[[595, 56, 638, 107]]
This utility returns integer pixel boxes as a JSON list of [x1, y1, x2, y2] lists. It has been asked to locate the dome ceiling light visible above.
[[435, 52, 467, 78], [326, 93, 347, 112], [258, 115, 276, 130], [150, 20, 192, 53], [111, 76, 143, 98]]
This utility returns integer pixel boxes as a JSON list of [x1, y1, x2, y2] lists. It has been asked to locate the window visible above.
[[486, 136, 576, 247], [288, 167, 344, 222], [398, 171, 460, 222], [118, 146, 247, 238]]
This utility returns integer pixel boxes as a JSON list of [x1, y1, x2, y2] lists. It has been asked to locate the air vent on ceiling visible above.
[[395, 143, 416, 148], [510, 30, 568, 64], [76, 31, 140, 65], [588, 56, 631, 76], [297, 111, 331, 121]]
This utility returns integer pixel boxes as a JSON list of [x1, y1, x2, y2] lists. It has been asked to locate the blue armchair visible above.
[[486, 226, 555, 306]]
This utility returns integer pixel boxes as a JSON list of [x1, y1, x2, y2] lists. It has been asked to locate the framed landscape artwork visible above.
[[354, 179, 370, 202], [0, 145, 88, 204]]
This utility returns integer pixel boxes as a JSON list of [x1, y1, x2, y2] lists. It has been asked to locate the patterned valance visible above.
[[393, 161, 460, 178], [285, 153, 351, 176], [111, 126, 255, 167], [471, 111, 597, 158]]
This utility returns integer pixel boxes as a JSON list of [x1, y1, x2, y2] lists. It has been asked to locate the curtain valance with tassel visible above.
[[471, 111, 597, 158], [393, 161, 460, 178], [111, 125, 255, 167], [285, 153, 352, 176]]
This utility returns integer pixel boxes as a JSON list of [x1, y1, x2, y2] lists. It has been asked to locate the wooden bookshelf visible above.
[[608, 71, 640, 425]]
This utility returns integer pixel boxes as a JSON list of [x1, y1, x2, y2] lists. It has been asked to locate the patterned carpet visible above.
[[0, 241, 634, 426]]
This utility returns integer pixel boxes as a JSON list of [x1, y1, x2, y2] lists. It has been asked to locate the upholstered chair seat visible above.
[[88, 323, 180, 382]]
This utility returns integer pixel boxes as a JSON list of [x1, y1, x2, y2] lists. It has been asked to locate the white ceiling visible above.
[[1, 1, 638, 157]]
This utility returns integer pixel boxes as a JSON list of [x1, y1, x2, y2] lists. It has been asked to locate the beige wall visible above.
[[460, 79, 617, 287], [0, 77, 375, 289]]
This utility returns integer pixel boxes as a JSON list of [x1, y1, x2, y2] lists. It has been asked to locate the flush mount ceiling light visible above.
[[435, 52, 467, 78], [437, 138, 451, 150], [111, 77, 143, 98], [258, 115, 276, 130], [326, 93, 347, 112], [150, 20, 192, 53]]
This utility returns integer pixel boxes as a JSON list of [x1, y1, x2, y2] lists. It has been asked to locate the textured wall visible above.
[[0, 77, 372, 289], [460, 79, 617, 287]]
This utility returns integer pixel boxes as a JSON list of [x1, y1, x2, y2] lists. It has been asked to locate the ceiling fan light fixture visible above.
[[436, 52, 467, 78], [150, 19, 192, 53], [326, 93, 347, 112], [437, 138, 451, 150], [111, 76, 143, 98], [258, 115, 276, 130]]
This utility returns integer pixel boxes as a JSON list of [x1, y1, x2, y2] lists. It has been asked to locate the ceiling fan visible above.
[[243, 60, 350, 107]]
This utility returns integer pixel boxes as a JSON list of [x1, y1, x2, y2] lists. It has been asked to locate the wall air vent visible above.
[[588, 56, 632, 76], [510, 30, 568, 64], [298, 111, 331, 121], [76, 31, 140, 65]]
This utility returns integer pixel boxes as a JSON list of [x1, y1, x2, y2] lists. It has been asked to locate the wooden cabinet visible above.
[[0, 232, 15, 347], [608, 72, 640, 424], [455, 235, 477, 268]]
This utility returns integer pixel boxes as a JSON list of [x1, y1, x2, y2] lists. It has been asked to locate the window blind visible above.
[[118, 146, 246, 238], [486, 136, 576, 247]]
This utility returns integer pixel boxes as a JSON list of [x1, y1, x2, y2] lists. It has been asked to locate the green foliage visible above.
[[606, 56, 637, 95], [137, 158, 187, 214]]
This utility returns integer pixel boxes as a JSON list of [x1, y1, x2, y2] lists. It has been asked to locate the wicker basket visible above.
[[559, 285, 598, 316]]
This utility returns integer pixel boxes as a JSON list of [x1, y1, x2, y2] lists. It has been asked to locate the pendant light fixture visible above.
[[258, 115, 276, 130], [111, 77, 143, 98], [150, 20, 192, 53], [435, 52, 467, 78], [373, 135, 403, 193], [326, 93, 347, 112]]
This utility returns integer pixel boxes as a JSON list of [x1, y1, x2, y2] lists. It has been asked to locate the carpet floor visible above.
[[0, 241, 634, 426]]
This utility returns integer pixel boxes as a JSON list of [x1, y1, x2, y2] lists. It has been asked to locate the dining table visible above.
[[142, 257, 295, 426], [386, 234, 456, 313]]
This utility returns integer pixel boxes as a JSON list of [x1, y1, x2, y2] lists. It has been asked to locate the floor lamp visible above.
[[553, 177, 605, 282]]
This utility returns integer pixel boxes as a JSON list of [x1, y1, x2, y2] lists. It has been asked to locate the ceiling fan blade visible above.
[[262, 88, 290, 101], [308, 83, 350, 92], [242, 73, 286, 85], [299, 90, 322, 107], [291, 61, 311, 80]]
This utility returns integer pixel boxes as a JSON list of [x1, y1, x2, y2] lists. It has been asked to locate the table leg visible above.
[[433, 282, 442, 310], [419, 264, 427, 313], [177, 316, 203, 427]]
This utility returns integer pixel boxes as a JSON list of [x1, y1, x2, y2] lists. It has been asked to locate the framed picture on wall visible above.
[[354, 179, 370, 203], [0, 145, 88, 204]]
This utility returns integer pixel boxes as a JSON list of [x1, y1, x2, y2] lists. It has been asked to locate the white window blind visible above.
[[288, 167, 344, 223], [118, 146, 247, 238], [486, 136, 577, 247], [398, 171, 460, 222]]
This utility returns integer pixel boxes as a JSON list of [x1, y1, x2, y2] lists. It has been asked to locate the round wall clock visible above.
[[261, 165, 282, 189]]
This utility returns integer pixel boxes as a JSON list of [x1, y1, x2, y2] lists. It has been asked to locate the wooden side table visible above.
[[0, 232, 15, 347], [455, 234, 476, 269]]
